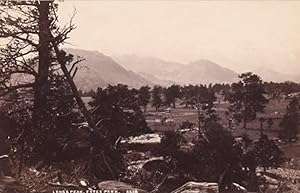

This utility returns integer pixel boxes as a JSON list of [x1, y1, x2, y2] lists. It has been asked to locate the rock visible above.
[[97, 181, 148, 193], [142, 157, 165, 172], [0, 176, 28, 193], [232, 183, 248, 193], [165, 118, 175, 125], [165, 108, 171, 113], [122, 134, 161, 145], [120, 133, 162, 152], [154, 119, 162, 124], [171, 181, 219, 193]]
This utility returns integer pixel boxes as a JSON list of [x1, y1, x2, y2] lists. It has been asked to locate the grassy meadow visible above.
[[145, 98, 289, 139]]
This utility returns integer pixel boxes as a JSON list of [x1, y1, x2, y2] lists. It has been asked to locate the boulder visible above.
[[122, 134, 161, 145], [97, 181, 149, 193], [171, 182, 219, 193], [142, 157, 165, 172], [121, 133, 161, 152]]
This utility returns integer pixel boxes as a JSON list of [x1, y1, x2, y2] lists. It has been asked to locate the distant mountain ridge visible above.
[[114, 55, 238, 85], [115, 55, 300, 84], [114, 55, 183, 85], [65, 48, 152, 91], [252, 67, 300, 83], [64, 49, 299, 91], [177, 59, 238, 84]]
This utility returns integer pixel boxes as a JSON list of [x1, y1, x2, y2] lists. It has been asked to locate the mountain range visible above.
[[65, 48, 152, 91], [252, 67, 300, 83], [115, 55, 300, 85], [65, 48, 299, 91], [115, 55, 238, 85]]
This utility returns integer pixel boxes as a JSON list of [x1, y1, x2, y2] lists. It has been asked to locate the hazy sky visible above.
[[58, 1, 300, 73]]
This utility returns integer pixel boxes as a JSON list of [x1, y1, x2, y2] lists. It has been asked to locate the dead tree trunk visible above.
[[55, 48, 98, 133], [33, 1, 51, 123], [51, 39, 117, 179]]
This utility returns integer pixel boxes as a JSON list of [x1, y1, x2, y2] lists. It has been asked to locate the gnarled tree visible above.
[[0, 1, 121, 181]]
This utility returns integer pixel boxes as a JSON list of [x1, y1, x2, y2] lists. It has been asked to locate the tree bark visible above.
[[32, 1, 51, 123]]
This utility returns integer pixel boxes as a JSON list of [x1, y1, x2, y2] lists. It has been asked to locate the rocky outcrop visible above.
[[97, 181, 149, 193], [171, 182, 219, 193], [170, 181, 249, 193]]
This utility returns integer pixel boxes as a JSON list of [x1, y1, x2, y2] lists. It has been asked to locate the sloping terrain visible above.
[[115, 55, 238, 85], [253, 67, 300, 83], [176, 59, 238, 84], [65, 49, 152, 91]]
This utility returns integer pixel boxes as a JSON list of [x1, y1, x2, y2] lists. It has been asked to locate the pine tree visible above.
[[164, 84, 181, 108], [152, 85, 163, 111], [138, 85, 151, 112], [226, 72, 269, 129], [0, 0, 80, 164]]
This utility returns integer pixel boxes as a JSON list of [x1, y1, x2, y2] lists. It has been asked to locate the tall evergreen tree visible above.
[[0, 2, 121, 180], [138, 85, 151, 112], [164, 84, 181, 108], [0, 0, 81, 164], [226, 72, 269, 129], [181, 84, 194, 108], [151, 85, 163, 111]]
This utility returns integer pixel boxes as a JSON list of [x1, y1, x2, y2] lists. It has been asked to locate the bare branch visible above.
[[71, 67, 78, 79], [68, 57, 85, 74]]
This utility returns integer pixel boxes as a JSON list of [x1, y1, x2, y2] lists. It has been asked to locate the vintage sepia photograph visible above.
[[0, 0, 300, 192]]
